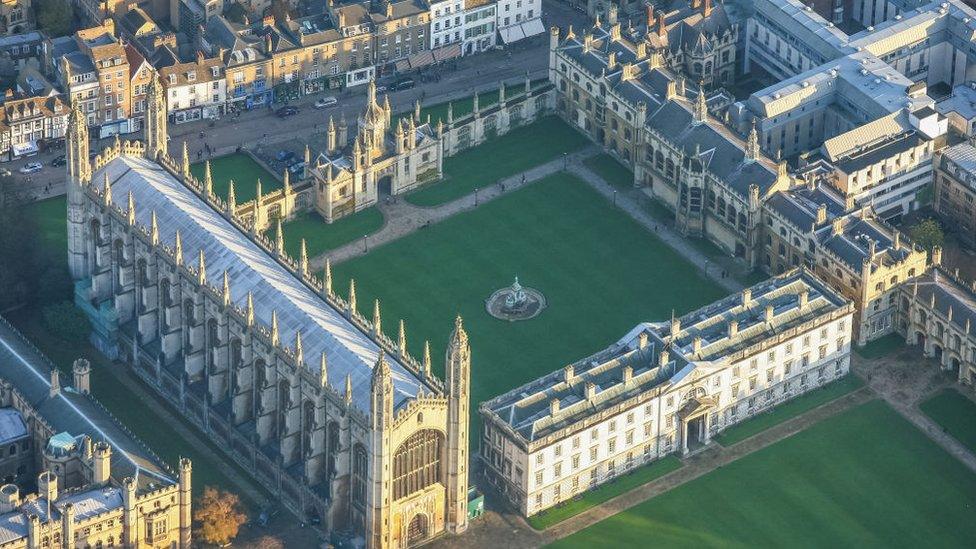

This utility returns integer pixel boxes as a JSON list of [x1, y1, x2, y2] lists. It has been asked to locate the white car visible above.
[[314, 96, 338, 109], [19, 162, 42, 174], [0, 168, 11, 177]]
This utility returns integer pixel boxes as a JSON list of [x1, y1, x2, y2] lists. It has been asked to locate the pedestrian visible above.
[[199, 131, 204, 139], [521, 173, 526, 185]]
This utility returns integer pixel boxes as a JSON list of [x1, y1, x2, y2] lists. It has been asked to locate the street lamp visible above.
[[475, 187, 479, 206], [613, 190, 617, 207], [563, 152, 568, 169], [363, 234, 368, 253]]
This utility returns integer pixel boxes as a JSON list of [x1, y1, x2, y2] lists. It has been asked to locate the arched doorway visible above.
[[950, 357, 961, 373], [378, 175, 393, 196], [407, 513, 429, 545]]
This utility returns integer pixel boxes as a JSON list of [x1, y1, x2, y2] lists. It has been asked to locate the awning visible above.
[[433, 44, 462, 62], [407, 49, 435, 70], [498, 24, 525, 44], [395, 59, 411, 73], [12, 141, 38, 157], [522, 18, 545, 38]]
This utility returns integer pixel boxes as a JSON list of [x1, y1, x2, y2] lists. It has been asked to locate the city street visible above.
[[2, 2, 588, 203]]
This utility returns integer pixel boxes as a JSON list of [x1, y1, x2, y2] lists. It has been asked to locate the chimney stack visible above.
[[728, 320, 739, 338], [742, 288, 752, 307], [765, 304, 775, 322], [638, 331, 649, 349], [49, 370, 60, 398], [550, 398, 561, 416], [692, 336, 702, 354], [816, 204, 827, 224], [564, 365, 574, 383], [622, 366, 633, 383], [659, 349, 670, 367], [799, 291, 809, 310], [585, 382, 596, 400]]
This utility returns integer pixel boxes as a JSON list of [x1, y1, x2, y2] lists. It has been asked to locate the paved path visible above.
[[855, 345, 976, 473], [311, 146, 599, 268], [429, 384, 875, 549], [567, 161, 744, 294]]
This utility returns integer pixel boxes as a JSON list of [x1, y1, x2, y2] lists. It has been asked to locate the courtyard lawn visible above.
[[274, 207, 385, 258], [334, 173, 726, 432], [856, 333, 906, 359], [714, 375, 865, 446], [921, 388, 976, 453], [405, 116, 590, 207], [583, 153, 634, 190], [190, 152, 279, 204], [549, 400, 976, 548], [527, 457, 683, 531], [26, 196, 67, 261]]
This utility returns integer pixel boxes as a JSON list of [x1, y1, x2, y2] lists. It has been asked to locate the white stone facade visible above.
[[430, 0, 465, 49], [481, 270, 855, 517]]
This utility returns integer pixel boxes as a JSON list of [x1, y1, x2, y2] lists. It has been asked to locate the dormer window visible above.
[[211, 67, 219, 77], [168, 74, 176, 84], [187, 71, 196, 81]]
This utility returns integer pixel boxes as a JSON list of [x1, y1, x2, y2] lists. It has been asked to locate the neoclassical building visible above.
[[65, 72, 471, 547], [481, 269, 854, 517]]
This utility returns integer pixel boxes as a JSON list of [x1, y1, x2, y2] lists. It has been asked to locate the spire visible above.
[[344, 373, 353, 405], [423, 340, 432, 377], [447, 101, 453, 124], [299, 238, 309, 277], [745, 119, 759, 162], [499, 81, 506, 103], [66, 98, 91, 184], [398, 319, 406, 355], [222, 270, 231, 307], [367, 79, 377, 108], [275, 218, 284, 256], [372, 349, 391, 384], [473, 91, 479, 114], [283, 169, 291, 196], [204, 160, 213, 197], [103, 172, 112, 207], [197, 249, 207, 286], [295, 330, 304, 365], [145, 70, 168, 159], [174, 230, 183, 265], [414, 98, 421, 122], [372, 299, 382, 335], [271, 310, 280, 346], [227, 180, 237, 213], [693, 82, 707, 124], [126, 190, 136, 225], [182, 140, 190, 177], [323, 258, 333, 295], [319, 353, 329, 388], [150, 210, 159, 245], [348, 278, 357, 314], [246, 292, 255, 326]]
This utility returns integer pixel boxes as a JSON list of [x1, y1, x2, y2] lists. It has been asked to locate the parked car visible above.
[[375, 85, 388, 94], [275, 106, 299, 118], [390, 79, 415, 91], [51, 154, 66, 167], [314, 96, 338, 109], [0, 168, 11, 177], [276, 150, 296, 162], [19, 162, 42, 174]]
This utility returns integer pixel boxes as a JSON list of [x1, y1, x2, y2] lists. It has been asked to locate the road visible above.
[[2, 2, 588, 204]]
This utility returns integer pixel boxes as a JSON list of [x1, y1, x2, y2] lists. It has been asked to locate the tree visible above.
[[33, 0, 74, 37], [194, 487, 247, 547], [909, 218, 945, 254], [41, 302, 90, 343]]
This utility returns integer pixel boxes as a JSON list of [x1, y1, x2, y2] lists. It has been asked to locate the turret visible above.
[[92, 441, 112, 484], [66, 100, 91, 279], [367, 350, 394, 547], [145, 71, 168, 159], [445, 316, 470, 533], [73, 358, 91, 395]]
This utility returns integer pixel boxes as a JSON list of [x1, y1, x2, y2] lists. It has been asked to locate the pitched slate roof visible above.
[[92, 155, 426, 415]]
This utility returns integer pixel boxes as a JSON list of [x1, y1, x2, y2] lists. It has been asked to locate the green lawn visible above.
[[583, 153, 634, 190], [714, 375, 865, 446], [921, 388, 976, 453], [549, 400, 976, 548], [27, 196, 67, 261], [856, 333, 906, 359], [273, 208, 385, 259], [334, 173, 725, 435], [528, 457, 683, 531], [405, 116, 590, 207], [190, 153, 279, 204]]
